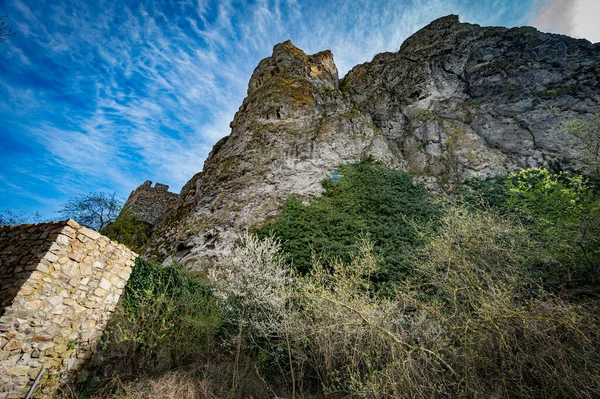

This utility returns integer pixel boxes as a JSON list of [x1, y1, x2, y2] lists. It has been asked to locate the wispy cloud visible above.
[[1, 0, 535, 217]]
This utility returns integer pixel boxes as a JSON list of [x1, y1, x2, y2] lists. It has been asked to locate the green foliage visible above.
[[257, 157, 435, 282], [409, 206, 600, 397], [291, 221, 600, 398], [71, 164, 600, 399], [103, 258, 224, 372], [459, 174, 510, 209], [101, 209, 153, 254], [504, 168, 589, 224], [504, 168, 599, 284], [71, 205, 600, 399], [462, 168, 600, 286]]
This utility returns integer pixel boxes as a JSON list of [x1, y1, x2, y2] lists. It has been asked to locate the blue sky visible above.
[[1, 0, 598, 219]]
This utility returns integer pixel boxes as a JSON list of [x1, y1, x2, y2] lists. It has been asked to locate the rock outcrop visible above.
[[142, 15, 600, 270]]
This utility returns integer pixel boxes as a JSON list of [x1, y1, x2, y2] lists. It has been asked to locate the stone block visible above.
[[7, 365, 29, 376], [99, 278, 112, 291], [56, 234, 70, 245], [43, 252, 58, 263], [37, 263, 49, 273], [3, 340, 23, 351], [67, 251, 84, 262], [79, 228, 101, 240], [66, 219, 80, 229]]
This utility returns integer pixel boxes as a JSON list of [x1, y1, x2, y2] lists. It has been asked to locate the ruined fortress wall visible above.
[[0, 220, 136, 399], [123, 180, 179, 226]]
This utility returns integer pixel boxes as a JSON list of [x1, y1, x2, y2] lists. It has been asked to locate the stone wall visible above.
[[0, 220, 136, 398], [123, 180, 179, 226]]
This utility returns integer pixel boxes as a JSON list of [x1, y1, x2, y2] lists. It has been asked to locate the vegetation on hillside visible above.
[[101, 210, 153, 254], [257, 157, 435, 283], [66, 161, 600, 399]]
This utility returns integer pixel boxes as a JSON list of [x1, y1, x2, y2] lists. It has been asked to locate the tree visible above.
[[0, 209, 28, 226], [58, 192, 123, 231], [0, 210, 44, 226], [101, 209, 153, 253], [0, 15, 16, 43]]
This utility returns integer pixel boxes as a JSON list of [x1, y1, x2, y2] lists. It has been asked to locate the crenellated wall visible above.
[[0, 220, 136, 399], [122, 180, 179, 226]]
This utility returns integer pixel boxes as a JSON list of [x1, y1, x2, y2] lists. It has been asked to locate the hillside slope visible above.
[[143, 15, 600, 269]]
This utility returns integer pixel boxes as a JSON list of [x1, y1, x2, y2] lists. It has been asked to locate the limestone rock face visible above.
[[344, 14, 599, 188], [146, 40, 396, 268], [143, 15, 600, 270]]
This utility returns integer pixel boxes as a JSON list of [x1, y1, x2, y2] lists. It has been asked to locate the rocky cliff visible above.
[[142, 15, 600, 269]]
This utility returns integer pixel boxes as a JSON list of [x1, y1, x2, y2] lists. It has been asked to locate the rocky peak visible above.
[[141, 15, 600, 271], [247, 40, 338, 95], [232, 40, 339, 129], [398, 14, 480, 59]]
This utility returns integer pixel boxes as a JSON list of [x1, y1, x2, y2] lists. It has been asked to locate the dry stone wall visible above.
[[0, 220, 137, 399]]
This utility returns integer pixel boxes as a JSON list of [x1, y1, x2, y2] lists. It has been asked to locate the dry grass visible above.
[[287, 207, 600, 398], [59, 358, 277, 399]]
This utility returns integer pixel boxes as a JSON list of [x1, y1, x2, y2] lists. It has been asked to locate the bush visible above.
[[101, 209, 153, 254], [412, 204, 600, 397], [462, 168, 600, 287], [257, 156, 435, 283], [289, 207, 600, 398], [209, 232, 293, 396], [84, 258, 224, 388], [71, 165, 600, 399], [504, 168, 599, 286]]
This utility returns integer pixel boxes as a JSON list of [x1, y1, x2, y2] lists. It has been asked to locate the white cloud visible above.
[[572, 0, 600, 43], [529, 0, 600, 43], [529, 0, 576, 36]]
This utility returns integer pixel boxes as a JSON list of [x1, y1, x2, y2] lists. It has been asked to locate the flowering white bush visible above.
[[209, 231, 291, 333]]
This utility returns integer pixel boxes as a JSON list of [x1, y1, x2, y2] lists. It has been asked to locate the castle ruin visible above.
[[122, 181, 179, 226]]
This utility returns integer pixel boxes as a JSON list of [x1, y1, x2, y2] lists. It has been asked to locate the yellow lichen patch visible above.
[[310, 64, 323, 77]]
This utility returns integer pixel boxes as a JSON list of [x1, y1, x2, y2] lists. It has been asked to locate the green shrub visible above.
[[459, 174, 510, 209], [257, 157, 435, 283], [101, 209, 153, 254], [504, 168, 599, 286], [462, 168, 600, 287], [101, 258, 224, 373], [290, 207, 600, 398]]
